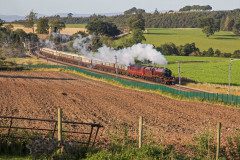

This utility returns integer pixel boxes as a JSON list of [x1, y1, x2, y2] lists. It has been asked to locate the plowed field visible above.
[[0, 71, 239, 147]]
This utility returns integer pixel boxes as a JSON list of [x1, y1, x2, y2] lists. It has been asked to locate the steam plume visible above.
[[73, 35, 167, 66]]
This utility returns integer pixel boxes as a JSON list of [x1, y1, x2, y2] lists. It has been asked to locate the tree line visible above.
[[156, 42, 240, 58], [179, 5, 212, 12], [14, 8, 240, 37], [0, 20, 39, 60]]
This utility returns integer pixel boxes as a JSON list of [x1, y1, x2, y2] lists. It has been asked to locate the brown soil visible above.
[[0, 71, 239, 147]]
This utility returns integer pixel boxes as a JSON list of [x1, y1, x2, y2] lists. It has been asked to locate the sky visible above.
[[0, 0, 240, 16]]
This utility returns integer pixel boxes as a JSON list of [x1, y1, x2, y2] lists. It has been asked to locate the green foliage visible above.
[[124, 7, 146, 15], [86, 19, 120, 37], [67, 13, 73, 19], [202, 48, 215, 57], [0, 19, 4, 27], [223, 16, 235, 31], [127, 14, 145, 31], [192, 132, 215, 159], [36, 17, 49, 34], [86, 145, 185, 160], [232, 50, 240, 58], [156, 43, 179, 55], [199, 18, 220, 37], [0, 135, 30, 156], [0, 24, 39, 58], [71, 31, 88, 39], [47, 9, 240, 31], [202, 26, 215, 37], [91, 36, 103, 52], [24, 10, 37, 33], [131, 29, 146, 44], [179, 43, 199, 56], [233, 19, 240, 35], [49, 17, 66, 33], [226, 133, 240, 159], [179, 5, 212, 11]]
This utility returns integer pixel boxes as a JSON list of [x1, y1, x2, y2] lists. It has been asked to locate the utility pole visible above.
[[178, 61, 181, 85], [115, 55, 118, 74]]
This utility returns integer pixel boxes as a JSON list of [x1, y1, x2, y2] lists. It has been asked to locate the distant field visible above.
[[12, 24, 86, 35], [144, 28, 240, 53], [165, 56, 240, 86], [66, 24, 86, 28]]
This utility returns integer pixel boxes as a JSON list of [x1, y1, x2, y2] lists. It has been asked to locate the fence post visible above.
[[216, 122, 221, 160], [139, 116, 143, 148], [58, 108, 63, 146]]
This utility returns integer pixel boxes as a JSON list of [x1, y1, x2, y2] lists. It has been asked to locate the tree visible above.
[[157, 43, 179, 55], [179, 43, 199, 56], [202, 26, 215, 37], [127, 14, 145, 31], [233, 19, 240, 35], [25, 10, 37, 33], [131, 29, 146, 44], [5, 24, 14, 31], [206, 48, 214, 57], [49, 18, 66, 33], [0, 19, 4, 27], [67, 13, 73, 18], [179, 5, 212, 11], [154, 9, 159, 14], [199, 17, 219, 37], [223, 16, 235, 31], [36, 17, 49, 34], [124, 7, 145, 15], [231, 50, 240, 58], [86, 19, 120, 37]]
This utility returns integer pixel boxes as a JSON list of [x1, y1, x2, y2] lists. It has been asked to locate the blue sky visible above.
[[0, 0, 239, 16]]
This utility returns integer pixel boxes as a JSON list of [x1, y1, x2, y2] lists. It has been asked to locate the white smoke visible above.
[[44, 39, 55, 49], [73, 35, 93, 53], [51, 32, 70, 42], [73, 35, 167, 66]]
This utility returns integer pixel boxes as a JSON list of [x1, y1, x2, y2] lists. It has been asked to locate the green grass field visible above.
[[65, 24, 86, 28], [165, 56, 240, 86], [144, 28, 240, 53]]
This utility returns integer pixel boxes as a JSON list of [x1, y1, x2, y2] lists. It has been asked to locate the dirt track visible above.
[[0, 71, 240, 147]]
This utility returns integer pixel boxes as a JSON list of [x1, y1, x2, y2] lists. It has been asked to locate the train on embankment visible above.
[[40, 48, 175, 85]]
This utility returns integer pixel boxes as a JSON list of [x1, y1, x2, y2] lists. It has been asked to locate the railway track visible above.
[[35, 52, 209, 93]]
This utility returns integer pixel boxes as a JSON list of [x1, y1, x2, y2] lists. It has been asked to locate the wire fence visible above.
[[27, 64, 240, 106]]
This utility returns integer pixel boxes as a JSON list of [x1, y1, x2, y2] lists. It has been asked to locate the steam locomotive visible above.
[[40, 48, 175, 85]]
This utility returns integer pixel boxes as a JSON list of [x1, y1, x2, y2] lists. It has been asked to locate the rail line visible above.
[[35, 52, 208, 93]]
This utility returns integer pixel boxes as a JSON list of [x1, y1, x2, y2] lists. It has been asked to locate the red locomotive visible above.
[[128, 65, 174, 84]]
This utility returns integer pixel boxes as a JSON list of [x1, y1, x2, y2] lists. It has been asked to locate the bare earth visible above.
[[0, 71, 240, 147]]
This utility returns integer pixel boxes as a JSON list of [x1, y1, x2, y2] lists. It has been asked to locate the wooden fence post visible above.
[[216, 122, 221, 160], [139, 116, 143, 148], [58, 108, 63, 145]]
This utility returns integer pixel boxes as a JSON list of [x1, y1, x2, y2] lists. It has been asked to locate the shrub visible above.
[[231, 50, 240, 58], [178, 43, 199, 56], [226, 134, 240, 159], [192, 132, 216, 159], [156, 43, 179, 55]]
